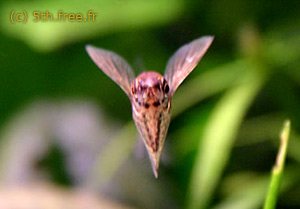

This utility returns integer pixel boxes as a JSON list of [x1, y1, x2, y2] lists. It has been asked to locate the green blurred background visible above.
[[0, 0, 300, 208]]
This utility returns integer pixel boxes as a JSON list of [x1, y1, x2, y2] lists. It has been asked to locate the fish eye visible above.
[[164, 83, 169, 93], [163, 79, 169, 93]]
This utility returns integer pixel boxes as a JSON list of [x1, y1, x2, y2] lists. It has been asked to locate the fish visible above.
[[86, 36, 214, 178]]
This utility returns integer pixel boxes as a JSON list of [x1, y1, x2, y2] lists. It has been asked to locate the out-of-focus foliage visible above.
[[0, 0, 300, 209], [0, 0, 183, 52]]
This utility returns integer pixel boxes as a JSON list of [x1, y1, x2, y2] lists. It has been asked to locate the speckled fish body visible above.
[[131, 72, 171, 177], [85, 36, 214, 177]]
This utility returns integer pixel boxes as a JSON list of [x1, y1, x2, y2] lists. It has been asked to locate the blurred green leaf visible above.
[[263, 29, 300, 67], [172, 59, 250, 117], [1, 0, 184, 52], [212, 167, 299, 209], [186, 60, 266, 209]]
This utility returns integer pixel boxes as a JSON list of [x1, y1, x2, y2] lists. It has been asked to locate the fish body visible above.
[[86, 36, 214, 177], [131, 72, 171, 177]]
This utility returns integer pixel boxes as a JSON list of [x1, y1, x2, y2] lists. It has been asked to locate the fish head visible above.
[[131, 71, 170, 110]]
